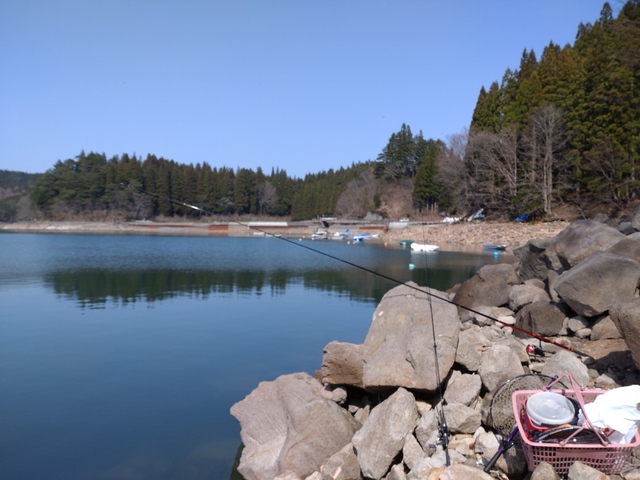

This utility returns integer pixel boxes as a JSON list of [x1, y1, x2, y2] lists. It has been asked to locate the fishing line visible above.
[[129, 185, 592, 359]]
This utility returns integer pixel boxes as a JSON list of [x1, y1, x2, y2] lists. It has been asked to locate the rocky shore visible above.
[[231, 217, 640, 480], [0, 220, 570, 251], [383, 221, 570, 251]]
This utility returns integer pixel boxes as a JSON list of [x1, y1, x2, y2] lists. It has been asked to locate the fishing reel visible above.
[[526, 343, 546, 357]]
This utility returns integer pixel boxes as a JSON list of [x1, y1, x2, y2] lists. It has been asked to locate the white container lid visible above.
[[526, 392, 576, 426]]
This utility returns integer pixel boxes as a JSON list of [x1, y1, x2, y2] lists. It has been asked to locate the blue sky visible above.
[[0, 0, 616, 178]]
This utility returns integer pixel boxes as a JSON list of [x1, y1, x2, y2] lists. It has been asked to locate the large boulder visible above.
[[607, 236, 640, 262], [321, 341, 364, 388], [610, 298, 640, 370], [454, 327, 491, 372], [443, 403, 482, 434], [352, 388, 419, 480], [553, 252, 640, 317], [508, 282, 550, 311], [514, 237, 558, 282], [444, 372, 482, 407], [362, 283, 460, 393], [540, 350, 590, 387], [452, 263, 520, 320], [514, 301, 569, 338], [478, 344, 525, 391], [320, 443, 361, 480], [230, 372, 360, 480], [552, 220, 625, 269]]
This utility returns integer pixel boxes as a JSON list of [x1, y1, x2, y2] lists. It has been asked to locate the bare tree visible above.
[[335, 169, 377, 218], [257, 181, 278, 215], [460, 125, 522, 214], [523, 104, 568, 214], [435, 131, 469, 214]]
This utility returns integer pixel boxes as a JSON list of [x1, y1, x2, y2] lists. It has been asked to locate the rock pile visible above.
[[231, 218, 640, 480]]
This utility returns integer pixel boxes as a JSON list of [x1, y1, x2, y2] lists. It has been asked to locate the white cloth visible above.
[[582, 385, 640, 444]]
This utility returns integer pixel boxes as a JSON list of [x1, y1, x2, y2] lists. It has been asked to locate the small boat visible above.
[[484, 243, 508, 251], [311, 229, 328, 240], [410, 243, 439, 252], [398, 239, 414, 247]]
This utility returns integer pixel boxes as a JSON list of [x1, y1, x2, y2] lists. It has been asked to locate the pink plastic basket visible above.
[[512, 376, 640, 475]]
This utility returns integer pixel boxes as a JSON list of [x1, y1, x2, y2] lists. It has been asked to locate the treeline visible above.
[[26, 152, 382, 221], [23, 122, 447, 222], [439, 1, 640, 217]]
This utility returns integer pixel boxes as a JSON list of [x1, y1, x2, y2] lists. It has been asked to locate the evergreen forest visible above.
[[1, 1, 638, 223]]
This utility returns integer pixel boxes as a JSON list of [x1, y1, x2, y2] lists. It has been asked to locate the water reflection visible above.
[[44, 249, 512, 309]]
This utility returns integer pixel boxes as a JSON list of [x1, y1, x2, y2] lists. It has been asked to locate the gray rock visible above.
[[442, 403, 482, 434], [407, 457, 440, 479], [610, 298, 640, 371], [494, 306, 517, 325], [495, 335, 529, 364], [478, 344, 525, 392], [473, 428, 499, 456], [386, 463, 408, 480], [454, 327, 491, 372], [493, 441, 527, 476], [352, 388, 419, 480], [362, 283, 460, 393], [509, 283, 550, 311], [321, 341, 364, 388], [607, 236, 640, 262], [547, 270, 561, 302], [439, 464, 494, 479], [230, 372, 360, 480], [531, 461, 561, 480], [567, 460, 608, 480], [444, 373, 482, 407], [553, 251, 640, 317], [402, 434, 426, 471], [619, 221, 635, 235], [470, 305, 498, 326], [540, 350, 590, 387], [552, 219, 626, 269], [514, 237, 557, 282], [590, 315, 622, 341], [595, 373, 619, 389], [514, 301, 568, 339], [452, 264, 520, 320], [567, 315, 590, 333], [414, 409, 439, 451], [319, 443, 360, 480]]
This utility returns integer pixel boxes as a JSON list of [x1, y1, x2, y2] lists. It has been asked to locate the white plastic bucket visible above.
[[526, 392, 576, 426]]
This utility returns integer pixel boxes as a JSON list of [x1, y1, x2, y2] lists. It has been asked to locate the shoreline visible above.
[[0, 219, 570, 251]]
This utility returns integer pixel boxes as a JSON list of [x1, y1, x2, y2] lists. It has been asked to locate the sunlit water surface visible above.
[[0, 233, 513, 480]]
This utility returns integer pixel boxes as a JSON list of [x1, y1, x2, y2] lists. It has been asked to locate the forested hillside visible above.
[[4, 1, 639, 223], [452, 0, 640, 218], [0, 170, 40, 221]]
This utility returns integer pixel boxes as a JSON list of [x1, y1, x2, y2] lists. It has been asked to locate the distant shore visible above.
[[0, 219, 570, 251]]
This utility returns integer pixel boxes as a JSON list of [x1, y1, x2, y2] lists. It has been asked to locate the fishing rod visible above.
[[423, 236, 450, 466], [129, 185, 593, 360]]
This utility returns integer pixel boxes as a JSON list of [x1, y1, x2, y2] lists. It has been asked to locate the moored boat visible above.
[[410, 243, 439, 252], [483, 243, 508, 251]]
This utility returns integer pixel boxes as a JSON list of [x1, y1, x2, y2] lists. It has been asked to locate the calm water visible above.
[[0, 233, 514, 480]]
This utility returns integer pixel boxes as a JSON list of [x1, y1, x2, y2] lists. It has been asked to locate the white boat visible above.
[[410, 243, 439, 252], [311, 229, 328, 240]]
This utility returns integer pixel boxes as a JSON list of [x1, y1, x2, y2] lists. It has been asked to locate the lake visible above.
[[0, 233, 514, 480]]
